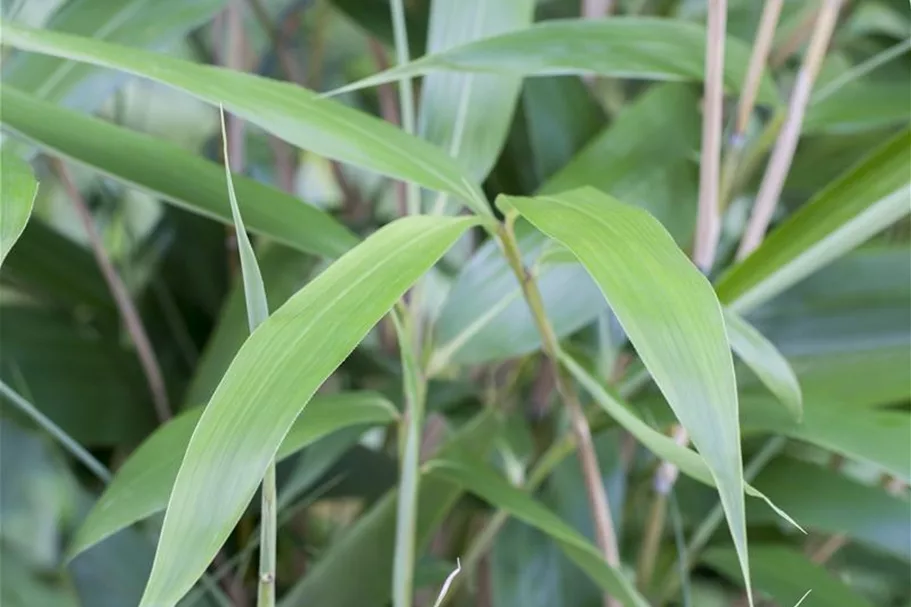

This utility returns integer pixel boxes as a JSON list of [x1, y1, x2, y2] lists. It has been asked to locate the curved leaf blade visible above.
[[0, 23, 490, 216], [333, 18, 779, 106], [0, 86, 357, 259], [0, 150, 38, 267], [139, 215, 479, 606], [68, 393, 398, 559], [724, 309, 802, 420], [718, 128, 911, 312], [500, 187, 750, 596], [427, 459, 649, 607]]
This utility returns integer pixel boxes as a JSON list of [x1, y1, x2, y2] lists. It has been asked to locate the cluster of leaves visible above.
[[0, 1, 908, 606]]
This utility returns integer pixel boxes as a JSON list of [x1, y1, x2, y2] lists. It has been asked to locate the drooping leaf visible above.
[[2, 0, 229, 107], [560, 351, 798, 527], [717, 128, 911, 312], [427, 459, 648, 607], [69, 393, 397, 560], [432, 84, 699, 367], [500, 187, 751, 596], [703, 544, 874, 607], [0, 150, 38, 267], [138, 215, 478, 606], [0, 23, 490, 217], [333, 18, 779, 106], [0, 86, 357, 259], [418, 0, 534, 183], [279, 410, 501, 607], [724, 309, 802, 420]]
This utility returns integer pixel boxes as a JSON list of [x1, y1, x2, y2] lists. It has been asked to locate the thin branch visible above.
[[692, 0, 728, 272], [499, 218, 621, 607], [51, 158, 171, 422], [737, 0, 842, 260], [369, 38, 408, 218], [733, 0, 785, 139], [0, 379, 112, 483]]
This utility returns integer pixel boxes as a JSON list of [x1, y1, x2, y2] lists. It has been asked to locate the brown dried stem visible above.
[[51, 159, 171, 423]]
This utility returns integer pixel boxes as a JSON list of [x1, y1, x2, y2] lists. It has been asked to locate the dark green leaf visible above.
[[0, 149, 37, 266]]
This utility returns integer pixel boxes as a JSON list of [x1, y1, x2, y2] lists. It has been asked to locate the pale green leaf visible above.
[[426, 459, 649, 607], [804, 83, 910, 135], [68, 393, 397, 559], [0, 150, 38, 267], [500, 187, 750, 596], [717, 128, 911, 312], [724, 309, 802, 420], [0, 86, 357, 259], [333, 18, 779, 106], [0, 23, 491, 217], [2, 0, 228, 107], [418, 0, 534, 183], [139, 215, 479, 606], [703, 544, 874, 607]]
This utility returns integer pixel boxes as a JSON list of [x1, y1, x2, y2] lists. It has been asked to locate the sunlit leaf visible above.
[[718, 128, 911, 312], [138, 215, 478, 605]]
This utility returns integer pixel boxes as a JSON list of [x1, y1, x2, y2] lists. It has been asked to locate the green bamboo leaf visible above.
[[0, 23, 490, 217], [418, 0, 534, 183], [138, 214, 479, 606], [748, 458, 911, 560], [432, 84, 699, 368], [560, 351, 799, 530], [703, 544, 874, 607], [2, 0, 228, 106], [724, 309, 802, 420], [332, 18, 779, 106], [279, 410, 501, 607], [68, 392, 398, 560], [0, 86, 357, 259], [717, 128, 911, 312], [804, 83, 910, 135], [0, 150, 38, 267], [499, 187, 751, 597], [426, 459, 648, 607]]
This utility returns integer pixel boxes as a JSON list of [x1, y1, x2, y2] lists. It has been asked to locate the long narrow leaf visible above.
[[0, 86, 357, 259], [0, 23, 490, 217], [717, 128, 911, 312], [0, 149, 38, 266], [419, 0, 534, 182], [427, 459, 648, 607], [724, 309, 802, 420], [139, 215, 479, 606], [332, 18, 779, 106], [500, 187, 751, 595], [68, 393, 398, 559]]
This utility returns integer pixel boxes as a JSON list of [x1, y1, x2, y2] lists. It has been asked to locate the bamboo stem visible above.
[[257, 461, 277, 607], [733, 0, 785, 139], [51, 158, 172, 422], [499, 217, 621, 607], [390, 0, 420, 217], [737, 0, 842, 260]]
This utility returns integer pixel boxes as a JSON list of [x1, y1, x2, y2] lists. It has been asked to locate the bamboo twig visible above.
[[499, 217, 621, 607], [51, 158, 172, 423], [737, 0, 842, 260], [389, 0, 420, 217], [733, 0, 785, 139], [692, 0, 728, 271]]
